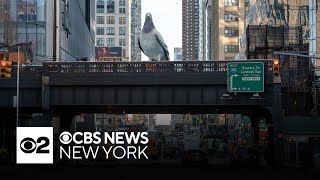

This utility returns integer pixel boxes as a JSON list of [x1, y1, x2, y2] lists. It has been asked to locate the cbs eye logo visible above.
[[20, 137, 50, 154], [59, 132, 72, 144], [16, 127, 53, 164]]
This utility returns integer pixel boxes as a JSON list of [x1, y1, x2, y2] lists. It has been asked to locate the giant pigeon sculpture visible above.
[[138, 12, 170, 61]]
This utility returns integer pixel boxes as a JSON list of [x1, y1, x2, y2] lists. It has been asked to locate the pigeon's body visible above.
[[139, 13, 170, 61]]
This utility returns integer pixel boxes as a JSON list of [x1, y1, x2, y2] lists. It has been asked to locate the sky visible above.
[[141, 0, 182, 125], [141, 0, 182, 61]]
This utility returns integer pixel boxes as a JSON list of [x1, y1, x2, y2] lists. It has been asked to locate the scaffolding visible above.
[[245, 24, 312, 115], [246, 25, 306, 59], [239, 0, 320, 115], [278, 47, 312, 115]]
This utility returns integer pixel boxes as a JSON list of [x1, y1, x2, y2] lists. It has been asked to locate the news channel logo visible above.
[[16, 127, 53, 164]]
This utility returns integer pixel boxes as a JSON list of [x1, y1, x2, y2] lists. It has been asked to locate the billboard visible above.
[[95, 47, 122, 59]]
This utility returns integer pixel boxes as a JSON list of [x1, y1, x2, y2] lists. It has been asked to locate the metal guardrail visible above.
[[8, 60, 274, 77], [11, 65, 43, 78], [42, 60, 274, 74]]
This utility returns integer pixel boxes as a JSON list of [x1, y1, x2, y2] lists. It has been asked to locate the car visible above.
[[183, 150, 208, 166], [230, 145, 259, 167]]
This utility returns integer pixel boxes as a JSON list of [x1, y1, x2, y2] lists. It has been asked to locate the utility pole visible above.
[[16, 46, 20, 127]]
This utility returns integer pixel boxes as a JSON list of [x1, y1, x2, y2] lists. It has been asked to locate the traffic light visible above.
[[0, 59, 12, 79], [273, 59, 281, 83]]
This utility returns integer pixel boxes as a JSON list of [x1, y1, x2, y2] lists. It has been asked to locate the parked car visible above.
[[230, 145, 259, 167]]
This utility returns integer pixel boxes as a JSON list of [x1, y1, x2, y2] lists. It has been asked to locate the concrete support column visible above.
[[271, 83, 283, 166], [59, 113, 75, 133], [41, 111, 51, 127]]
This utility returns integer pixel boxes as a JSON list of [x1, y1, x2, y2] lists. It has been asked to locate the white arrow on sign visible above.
[[230, 74, 239, 91]]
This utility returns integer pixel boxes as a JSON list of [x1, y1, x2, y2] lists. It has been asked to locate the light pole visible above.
[[16, 46, 20, 127]]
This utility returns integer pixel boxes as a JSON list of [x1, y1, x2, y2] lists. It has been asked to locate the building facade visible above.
[[95, 0, 131, 61], [0, 0, 95, 63], [174, 47, 183, 61], [182, 0, 205, 61], [204, 0, 213, 60], [211, 0, 249, 60], [130, 0, 141, 61]]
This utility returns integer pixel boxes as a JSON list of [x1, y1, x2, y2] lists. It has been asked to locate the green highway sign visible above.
[[227, 62, 264, 93]]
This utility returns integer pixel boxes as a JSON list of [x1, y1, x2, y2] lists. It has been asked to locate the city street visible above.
[[1, 1, 320, 179], [0, 164, 317, 180]]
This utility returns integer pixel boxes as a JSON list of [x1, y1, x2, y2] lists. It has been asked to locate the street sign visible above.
[[227, 62, 264, 92]]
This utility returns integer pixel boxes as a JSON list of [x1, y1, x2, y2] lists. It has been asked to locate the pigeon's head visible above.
[[142, 12, 155, 33], [145, 12, 153, 21]]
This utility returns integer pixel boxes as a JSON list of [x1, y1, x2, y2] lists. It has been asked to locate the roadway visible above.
[[0, 164, 317, 180]]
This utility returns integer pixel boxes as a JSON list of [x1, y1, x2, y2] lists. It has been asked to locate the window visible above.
[[225, 27, 239, 37], [107, 16, 115, 24], [225, 0, 238, 6], [119, 0, 126, 6], [225, 56, 235, 60], [96, 27, 104, 35], [107, 0, 115, 13], [97, 38, 105, 46], [119, 27, 126, 35], [106, 38, 115, 46], [17, 0, 37, 21], [224, 12, 239, 22], [96, 16, 105, 24], [119, 8, 126, 13], [106, 27, 115, 35], [119, 38, 126, 46], [123, 49, 126, 57], [96, 0, 105, 13], [119, 17, 126, 24], [224, 45, 239, 53]]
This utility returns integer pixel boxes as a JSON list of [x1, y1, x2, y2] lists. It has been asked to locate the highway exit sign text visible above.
[[227, 62, 264, 93]]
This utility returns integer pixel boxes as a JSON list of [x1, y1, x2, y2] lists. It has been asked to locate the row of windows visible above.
[[225, 0, 238, 7], [97, 7, 126, 14], [225, 27, 239, 37], [96, 0, 126, 14], [97, 16, 126, 24], [96, 37, 127, 47], [225, 45, 239, 53], [225, 12, 239, 22], [97, 0, 126, 7], [96, 27, 127, 35]]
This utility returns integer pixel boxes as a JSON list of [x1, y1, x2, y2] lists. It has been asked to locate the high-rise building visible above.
[[0, 0, 96, 63], [211, 0, 249, 60], [174, 48, 183, 61], [204, 0, 213, 60], [182, 0, 205, 61], [130, 0, 141, 61], [95, 0, 131, 61]]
